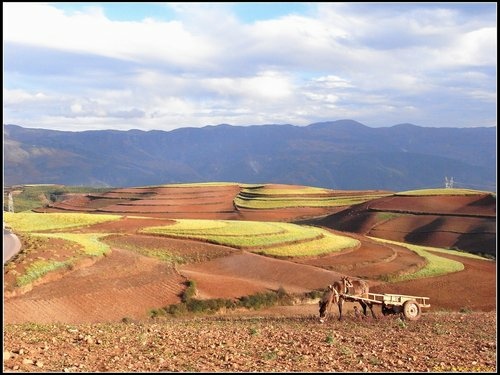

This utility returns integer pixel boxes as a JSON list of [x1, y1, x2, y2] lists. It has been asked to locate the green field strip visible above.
[[239, 186, 334, 196], [4, 212, 122, 233], [234, 195, 385, 209], [255, 232, 360, 257], [145, 231, 323, 249], [396, 188, 492, 196], [142, 219, 359, 255], [33, 233, 112, 257], [141, 219, 228, 232], [142, 220, 288, 237], [370, 238, 489, 261], [3, 185, 112, 212], [15, 259, 73, 287], [11, 232, 113, 287], [367, 237, 486, 282], [236, 193, 388, 201]]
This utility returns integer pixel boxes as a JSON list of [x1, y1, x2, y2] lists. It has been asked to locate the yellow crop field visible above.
[[396, 188, 491, 196], [34, 233, 112, 257], [4, 212, 121, 232], [369, 237, 487, 281], [142, 219, 359, 256], [234, 195, 386, 209]]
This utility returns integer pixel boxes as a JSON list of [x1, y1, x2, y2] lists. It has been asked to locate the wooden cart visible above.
[[340, 292, 430, 321]]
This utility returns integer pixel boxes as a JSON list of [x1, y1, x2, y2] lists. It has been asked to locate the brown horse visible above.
[[318, 284, 339, 323], [318, 276, 376, 322], [339, 276, 376, 320]]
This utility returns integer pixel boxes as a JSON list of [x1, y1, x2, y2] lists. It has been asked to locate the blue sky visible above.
[[3, 2, 497, 131]]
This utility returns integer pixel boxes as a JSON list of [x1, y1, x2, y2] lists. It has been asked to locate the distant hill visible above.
[[3, 120, 496, 191]]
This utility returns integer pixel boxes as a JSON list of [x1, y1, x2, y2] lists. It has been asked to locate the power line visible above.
[[442, 176, 496, 191], [452, 180, 497, 190]]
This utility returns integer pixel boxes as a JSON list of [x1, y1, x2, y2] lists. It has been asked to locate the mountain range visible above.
[[3, 120, 496, 191]]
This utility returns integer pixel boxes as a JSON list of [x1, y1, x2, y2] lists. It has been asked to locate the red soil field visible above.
[[313, 192, 496, 256], [39, 183, 373, 222], [367, 194, 496, 217], [5, 185, 496, 325], [4, 247, 186, 324]]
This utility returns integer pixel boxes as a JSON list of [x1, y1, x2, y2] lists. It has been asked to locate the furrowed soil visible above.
[[4, 185, 496, 372], [3, 312, 496, 372]]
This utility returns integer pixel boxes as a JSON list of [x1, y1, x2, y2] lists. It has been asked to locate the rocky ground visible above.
[[3, 310, 496, 372]]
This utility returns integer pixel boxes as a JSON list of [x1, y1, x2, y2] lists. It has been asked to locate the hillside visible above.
[[3, 182, 496, 372], [307, 189, 496, 257], [4, 183, 495, 325], [4, 120, 496, 191], [31, 183, 495, 256]]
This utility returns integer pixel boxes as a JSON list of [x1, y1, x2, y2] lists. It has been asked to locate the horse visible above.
[[318, 284, 339, 323], [318, 276, 376, 322], [338, 276, 376, 320]]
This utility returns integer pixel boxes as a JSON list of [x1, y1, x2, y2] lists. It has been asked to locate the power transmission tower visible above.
[[444, 177, 454, 189]]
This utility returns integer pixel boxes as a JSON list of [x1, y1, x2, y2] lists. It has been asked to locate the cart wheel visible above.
[[402, 300, 421, 321]]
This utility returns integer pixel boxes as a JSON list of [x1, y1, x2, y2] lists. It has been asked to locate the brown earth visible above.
[[4, 185, 496, 372], [4, 215, 495, 325], [3, 312, 496, 372], [36, 183, 372, 222], [313, 192, 496, 256]]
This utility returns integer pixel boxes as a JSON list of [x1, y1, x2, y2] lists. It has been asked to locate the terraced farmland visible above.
[[142, 219, 360, 257], [3, 183, 495, 328], [310, 188, 496, 257], [37, 182, 393, 222], [235, 184, 390, 209], [42, 183, 242, 219]]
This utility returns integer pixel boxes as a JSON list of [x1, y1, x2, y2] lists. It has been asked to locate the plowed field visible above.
[[3, 184, 496, 372]]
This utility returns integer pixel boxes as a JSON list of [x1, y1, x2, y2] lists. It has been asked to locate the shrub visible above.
[[148, 308, 166, 318], [186, 298, 235, 314], [305, 289, 324, 300], [181, 280, 197, 302], [166, 303, 188, 316], [239, 291, 278, 310], [164, 287, 294, 316]]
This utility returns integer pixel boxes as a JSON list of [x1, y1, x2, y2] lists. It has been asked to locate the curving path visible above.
[[3, 228, 21, 265]]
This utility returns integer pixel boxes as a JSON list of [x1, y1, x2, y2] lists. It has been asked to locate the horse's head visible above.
[[318, 284, 337, 323]]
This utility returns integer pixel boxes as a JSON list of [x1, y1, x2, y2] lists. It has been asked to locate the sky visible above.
[[3, 2, 497, 131]]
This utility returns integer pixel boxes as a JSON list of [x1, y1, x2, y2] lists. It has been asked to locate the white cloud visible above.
[[2, 2, 497, 130], [441, 27, 497, 67], [312, 75, 353, 89], [3, 88, 50, 104], [203, 71, 294, 101], [3, 2, 215, 68]]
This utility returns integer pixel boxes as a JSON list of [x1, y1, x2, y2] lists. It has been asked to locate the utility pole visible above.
[[8, 192, 14, 212]]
